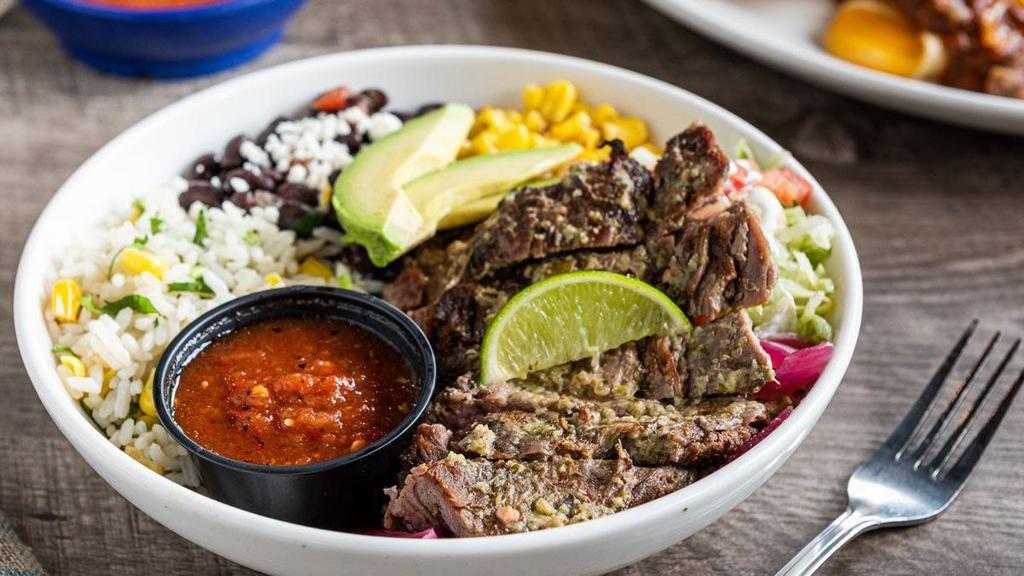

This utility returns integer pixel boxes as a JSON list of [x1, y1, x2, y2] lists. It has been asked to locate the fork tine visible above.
[[886, 319, 978, 458], [908, 332, 1001, 467], [930, 339, 1021, 479], [940, 365, 1024, 487]]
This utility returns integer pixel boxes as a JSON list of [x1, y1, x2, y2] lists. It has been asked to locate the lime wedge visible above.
[[479, 271, 691, 386]]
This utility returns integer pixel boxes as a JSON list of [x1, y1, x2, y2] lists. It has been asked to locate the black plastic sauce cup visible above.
[[153, 286, 436, 530]]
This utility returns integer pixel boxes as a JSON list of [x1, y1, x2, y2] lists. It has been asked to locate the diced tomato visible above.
[[760, 168, 813, 207], [312, 86, 351, 112], [727, 159, 757, 196]]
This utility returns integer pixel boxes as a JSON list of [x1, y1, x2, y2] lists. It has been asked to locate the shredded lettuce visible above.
[[749, 206, 836, 343]]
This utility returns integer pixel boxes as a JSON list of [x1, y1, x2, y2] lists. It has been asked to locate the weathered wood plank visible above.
[[1, 0, 1022, 574]]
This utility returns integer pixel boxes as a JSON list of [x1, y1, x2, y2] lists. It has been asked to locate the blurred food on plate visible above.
[[824, 0, 1024, 98]]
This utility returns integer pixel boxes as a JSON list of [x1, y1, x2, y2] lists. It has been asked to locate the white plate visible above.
[[642, 0, 1024, 135], [14, 45, 862, 576]]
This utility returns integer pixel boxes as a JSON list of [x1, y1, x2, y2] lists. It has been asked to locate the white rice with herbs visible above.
[[45, 178, 365, 485]]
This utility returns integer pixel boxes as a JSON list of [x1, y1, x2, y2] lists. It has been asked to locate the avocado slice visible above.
[[437, 193, 505, 230], [332, 104, 474, 266], [405, 144, 582, 223]]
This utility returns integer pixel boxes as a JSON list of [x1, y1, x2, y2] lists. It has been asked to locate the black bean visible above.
[[257, 116, 287, 146], [179, 180, 225, 210], [277, 201, 312, 230], [229, 191, 283, 211], [392, 111, 414, 123], [276, 182, 319, 206], [327, 168, 343, 186], [416, 102, 445, 117], [189, 153, 219, 180], [228, 191, 257, 210], [341, 130, 364, 155], [360, 88, 388, 114], [344, 93, 372, 114], [221, 135, 247, 171], [222, 168, 275, 193], [263, 168, 284, 184]]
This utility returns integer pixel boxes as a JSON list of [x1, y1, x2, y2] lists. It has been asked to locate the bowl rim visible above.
[[153, 285, 437, 475], [27, 0, 286, 18], [13, 44, 863, 556]]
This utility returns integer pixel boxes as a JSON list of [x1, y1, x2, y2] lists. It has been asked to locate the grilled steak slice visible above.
[[428, 283, 509, 378], [515, 245, 649, 284], [383, 450, 696, 536], [651, 122, 731, 232], [430, 374, 684, 431], [685, 310, 774, 400], [431, 311, 771, 410], [383, 236, 472, 312], [465, 145, 652, 280], [450, 397, 768, 465], [408, 423, 454, 464], [520, 340, 646, 399], [641, 311, 772, 401], [648, 202, 775, 323]]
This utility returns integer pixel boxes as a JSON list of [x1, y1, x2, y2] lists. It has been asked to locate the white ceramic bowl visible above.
[[14, 45, 863, 576]]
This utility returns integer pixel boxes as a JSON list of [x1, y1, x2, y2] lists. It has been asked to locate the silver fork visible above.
[[776, 320, 1024, 576]]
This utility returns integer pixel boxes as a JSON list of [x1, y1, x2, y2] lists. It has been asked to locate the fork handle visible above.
[[774, 508, 879, 576]]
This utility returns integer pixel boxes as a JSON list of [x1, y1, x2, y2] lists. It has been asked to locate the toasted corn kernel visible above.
[[529, 133, 560, 148], [101, 368, 116, 396], [320, 184, 332, 209], [119, 248, 168, 280], [524, 110, 547, 132], [350, 438, 368, 452], [265, 272, 284, 287], [470, 131, 499, 155], [579, 147, 612, 162], [140, 370, 157, 416], [60, 354, 86, 377], [591, 103, 618, 126], [601, 117, 649, 149], [52, 279, 82, 323], [522, 84, 544, 111], [495, 125, 532, 151], [125, 446, 164, 475], [475, 107, 512, 134], [549, 110, 592, 141], [577, 127, 602, 149], [299, 256, 333, 280], [540, 80, 578, 123]]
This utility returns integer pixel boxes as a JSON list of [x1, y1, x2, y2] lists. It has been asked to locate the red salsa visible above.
[[173, 317, 417, 466]]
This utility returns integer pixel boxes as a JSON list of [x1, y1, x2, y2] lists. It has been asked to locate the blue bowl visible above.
[[21, 0, 307, 78]]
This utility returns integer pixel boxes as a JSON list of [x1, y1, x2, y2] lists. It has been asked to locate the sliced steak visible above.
[[465, 145, 652, 279], [647, 202, 776, 323], [407, 423, 454, 464], [685, 311, 774, 400], [640, 311, 773, 401], [651, 122, 731, 233], [521, 340, 646, 399], [429, 374, 683, 431], [383, 450, 696, 536], [429, 283, 510, 379], [383, 236, 472, 312], [449, 397, 768, 465]]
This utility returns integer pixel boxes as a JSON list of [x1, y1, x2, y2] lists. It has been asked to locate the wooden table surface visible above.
[[2, 1, 1023, 574]]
